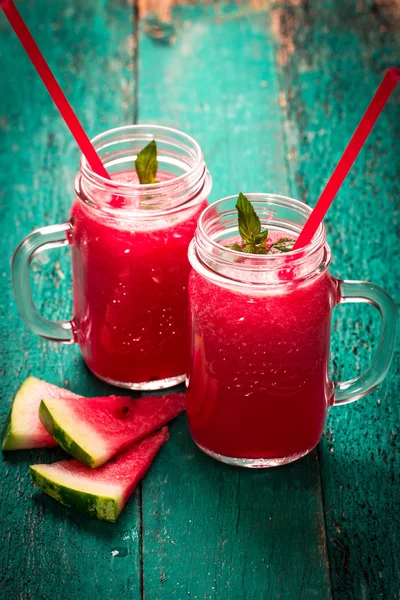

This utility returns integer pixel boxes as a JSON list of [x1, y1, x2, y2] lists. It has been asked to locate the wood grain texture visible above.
[[270, 0, 400, 597], [0, 1, 142, 598], [1, 0, 399, 598], [138, 4, 332, 598]]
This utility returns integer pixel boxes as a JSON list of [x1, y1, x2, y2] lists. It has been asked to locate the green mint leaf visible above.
[[269, 237, 295, 253], [236, 192, 261, 243], [243, 245, 256, 253], [135, 140, 158, 184], [255, 230, 269, 245], [227, 242, 243, 252]]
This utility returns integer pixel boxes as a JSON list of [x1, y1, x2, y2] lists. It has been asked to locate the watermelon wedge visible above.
[[30, 427, 168, 522], [2, 376, 81, 451], [39, 393, 185, 468]]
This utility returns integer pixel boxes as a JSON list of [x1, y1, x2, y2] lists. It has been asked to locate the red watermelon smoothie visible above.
[[187, 194, 339, 466], [72, 126, 211, 389]]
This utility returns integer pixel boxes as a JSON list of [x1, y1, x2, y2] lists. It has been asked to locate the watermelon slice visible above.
[[30, 427, 168, 522], [2, 376, 81, 451], [39, 393, 185, 468]]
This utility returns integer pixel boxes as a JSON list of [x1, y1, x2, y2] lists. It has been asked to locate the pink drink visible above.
[[72, 171, 207, 386], [187, 265, 338, 460]]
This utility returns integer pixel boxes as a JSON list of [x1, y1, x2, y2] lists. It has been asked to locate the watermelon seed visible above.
[[116, 405, 131, 419]]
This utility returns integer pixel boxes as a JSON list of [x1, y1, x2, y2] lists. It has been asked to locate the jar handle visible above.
[[12, 222, 76, 343], [333, 280, 397, 405]]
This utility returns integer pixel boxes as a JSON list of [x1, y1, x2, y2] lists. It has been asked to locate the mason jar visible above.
[[187, 194, 396, 467], [13, 125, 211, 390]]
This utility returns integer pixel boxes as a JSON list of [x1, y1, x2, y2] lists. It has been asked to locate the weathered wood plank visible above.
[[270, 0, 400, 597], [0, 1, 141, 598], [138, 4, 332, 598]]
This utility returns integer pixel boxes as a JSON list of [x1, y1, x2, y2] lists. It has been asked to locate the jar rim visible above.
[[80, 124, 204, 192], [197, 193, 326, 260], [190, 194, 330, 289], [76, 124, 210, 219]]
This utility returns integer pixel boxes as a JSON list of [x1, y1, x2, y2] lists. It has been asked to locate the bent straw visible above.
[[294, 68, 400, 249], [0, 0, 110, 180]]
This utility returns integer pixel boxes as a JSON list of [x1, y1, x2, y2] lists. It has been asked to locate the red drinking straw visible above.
[[0, 0, 110, 180], [294, 67, 400, 249]]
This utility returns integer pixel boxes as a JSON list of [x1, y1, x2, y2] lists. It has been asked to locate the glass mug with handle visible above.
[[186, 194, 397, 467], [13, 125, 211, 390]]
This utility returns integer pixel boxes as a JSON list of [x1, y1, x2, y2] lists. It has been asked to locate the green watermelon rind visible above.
[[39, 400, 104, 468], [1, 409, 18, 451], [30, 465, 122, 522], [1, 411, 33, 451]]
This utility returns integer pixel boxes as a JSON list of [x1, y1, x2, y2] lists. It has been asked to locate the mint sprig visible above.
[[229, 192, 270, 254], [227, 192, 295, 254], [135, 140, 158, 184]]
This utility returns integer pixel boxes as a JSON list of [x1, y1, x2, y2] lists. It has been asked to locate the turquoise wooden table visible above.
[[0, 1, 399, 598]]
